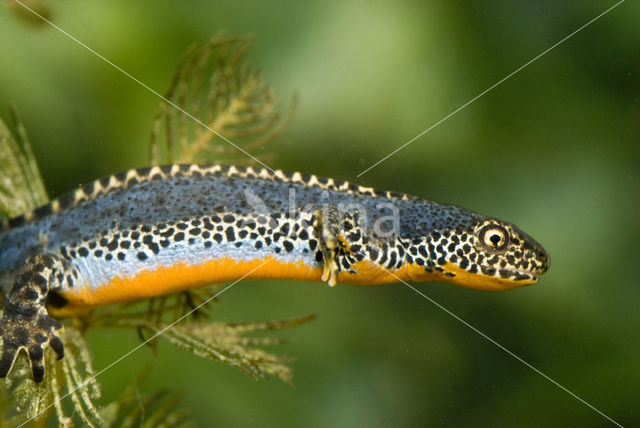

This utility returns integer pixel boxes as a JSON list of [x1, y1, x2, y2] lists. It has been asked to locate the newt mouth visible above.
[[499, 267, 539, 282], [477, 265, 540, 283]]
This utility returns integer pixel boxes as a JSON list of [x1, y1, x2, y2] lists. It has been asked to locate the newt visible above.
[[0, 163, 549, 381]]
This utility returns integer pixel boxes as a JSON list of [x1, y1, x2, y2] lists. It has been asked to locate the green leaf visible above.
[[0, 107, 48, 218], [149, 33, 297, 166]]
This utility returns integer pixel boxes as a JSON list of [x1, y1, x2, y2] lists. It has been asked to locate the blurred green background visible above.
[[1, 1, 639, 426]]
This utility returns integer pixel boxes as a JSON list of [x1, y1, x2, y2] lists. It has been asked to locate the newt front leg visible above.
[[314, 204, 374, 286], [314, 205, 343, 286], [0, 253, 65, 382]]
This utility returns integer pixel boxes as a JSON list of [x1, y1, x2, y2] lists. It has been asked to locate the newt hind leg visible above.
[[0, 253, 65, 382]]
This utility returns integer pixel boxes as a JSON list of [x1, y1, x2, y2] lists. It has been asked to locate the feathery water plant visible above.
[[0, 34, 309, 427]]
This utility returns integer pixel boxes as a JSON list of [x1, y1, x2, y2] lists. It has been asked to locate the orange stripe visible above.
[[55, 256, 407, 315], [52, 257, 532, 316], [56, 257, 321, 312]]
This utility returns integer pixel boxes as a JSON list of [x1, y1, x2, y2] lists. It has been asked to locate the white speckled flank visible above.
[[0, 163, 549, 299]]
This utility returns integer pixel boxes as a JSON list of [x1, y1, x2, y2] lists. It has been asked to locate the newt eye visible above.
[[479, 225, 509, 250]]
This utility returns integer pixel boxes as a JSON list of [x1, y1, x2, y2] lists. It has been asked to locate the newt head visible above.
[[408, 218, 550, 291]]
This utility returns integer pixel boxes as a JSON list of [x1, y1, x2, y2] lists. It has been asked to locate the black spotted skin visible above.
[[0, 163, 549, 381]]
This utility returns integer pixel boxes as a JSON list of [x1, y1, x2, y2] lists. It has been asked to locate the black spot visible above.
[[33, 203, 54, 220], [223, 214, 235, 223], [367, 246, 379, 260], [189, 228, 202, 236], [107, 240, 119, 252], [105, 253, 113, 261], [225, 227, 236, 242], [388, 251, 397, 268], [47, 292, 68, 308], [176, 222, 188, 230], [347, 231, 361, 242], [341, 257, 350, 269], [57, 192, 76, 210], [204, 241, 212, 248], [161, 228, 175, 238], [499, 269, 511, 278], [99, 176, 111, 187], [77, 247, 89, 257], [137, 252, 148, 261], [283, 240, 294, 252], [487, 255, 500, 265], [117, 252, 126, 261], [213, 233, 223, 243], [115, 170, 128, 182], [174, 232, 185, 242], [279, 223, 290, 235], [143, 235, 160, 254], [481, 266, 496, 276]]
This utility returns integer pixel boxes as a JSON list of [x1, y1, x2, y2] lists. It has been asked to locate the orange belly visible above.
[[53, 256, 413, 316]]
